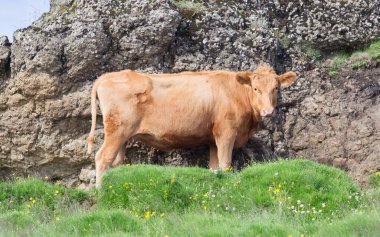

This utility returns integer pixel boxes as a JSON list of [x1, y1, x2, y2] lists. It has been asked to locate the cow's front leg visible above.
[[209, 145, 218, 169], [214, 133, 236, 170]]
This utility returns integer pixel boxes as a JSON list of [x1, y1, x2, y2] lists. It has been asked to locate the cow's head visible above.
[[237, 66, 296, 117]]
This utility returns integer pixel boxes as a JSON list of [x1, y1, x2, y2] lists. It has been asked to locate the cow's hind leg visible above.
[[208, 146, 218, 169], [95, 135, 125, 188], [112, 142, 127, 167]]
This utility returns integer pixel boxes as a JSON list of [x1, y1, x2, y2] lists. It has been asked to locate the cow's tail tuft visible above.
[[87, 79, 100, 154]]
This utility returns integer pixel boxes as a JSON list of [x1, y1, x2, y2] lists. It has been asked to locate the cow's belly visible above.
[[134, 132, 213, 151], [135, 102, 214, 150]]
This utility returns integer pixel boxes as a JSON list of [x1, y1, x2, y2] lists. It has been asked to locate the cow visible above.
[[87, 66, 296, 187]]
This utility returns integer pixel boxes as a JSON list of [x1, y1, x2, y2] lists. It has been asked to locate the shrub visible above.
[[172, 0, 203, 19]]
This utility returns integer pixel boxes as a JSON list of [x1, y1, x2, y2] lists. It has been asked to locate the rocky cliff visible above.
[[0, 0, 379, 187]]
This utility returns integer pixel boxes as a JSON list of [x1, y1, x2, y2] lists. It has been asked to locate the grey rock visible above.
[[0, 36, 11, 85], [265, 0, 380, 49]]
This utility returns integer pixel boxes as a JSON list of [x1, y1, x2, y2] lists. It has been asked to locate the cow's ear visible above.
[[278, 71, 296, 89], [236, 71, 251, 86]]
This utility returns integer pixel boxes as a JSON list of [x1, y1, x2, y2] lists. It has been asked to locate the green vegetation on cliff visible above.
[[0, 160, 379, 237], [327, 39, 380, 76]]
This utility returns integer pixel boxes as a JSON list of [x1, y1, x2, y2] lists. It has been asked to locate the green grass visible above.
[[328, 70, 339, 77], [99, 160, 359, 218], [369, 172, 380, 188], [0, 178, 88, 212], [0, 159, 379, 237], [327, 39, 380, 75], [367, 39, 380, 60], [36, 209, 141, 237], [316, 211, 380, 237]]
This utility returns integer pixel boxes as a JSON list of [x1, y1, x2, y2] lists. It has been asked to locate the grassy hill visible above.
[[1, 159, 379, 236]]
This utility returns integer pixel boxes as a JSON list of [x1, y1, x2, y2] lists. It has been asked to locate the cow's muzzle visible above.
[[260, 107, 275, 117]]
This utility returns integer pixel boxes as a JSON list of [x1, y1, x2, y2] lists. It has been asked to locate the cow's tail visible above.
[[87, 78, 100, 154]]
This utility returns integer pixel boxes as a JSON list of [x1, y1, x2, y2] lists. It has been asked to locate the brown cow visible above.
[[87, 66, 296, 187]]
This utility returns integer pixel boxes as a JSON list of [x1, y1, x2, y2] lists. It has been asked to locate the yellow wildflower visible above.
[[274, 189, 280, 194], [130, 211, 139, 217], [164, 235, 169, 237], [55, 217, 60, 221], [376, 172, 380, 177], [144, 212, 151, 219], [29, 197, 33, 201], [108, 185, 113, 189], [26, 204, 31, 209], [160, 213, 165, 217]]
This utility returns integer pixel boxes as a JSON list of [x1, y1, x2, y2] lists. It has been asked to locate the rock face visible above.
[[0, 36, 11, 89], [0, 0, 379, 187], [285, 68, 380, 186], [266, 0, 380, 49]]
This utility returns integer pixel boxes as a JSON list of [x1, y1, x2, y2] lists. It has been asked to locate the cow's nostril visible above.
[[261, 108, 274, 117]]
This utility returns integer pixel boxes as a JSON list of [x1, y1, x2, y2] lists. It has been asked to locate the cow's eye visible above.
[[275, 86, 278, 90], [254, 88, 258, 91]]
